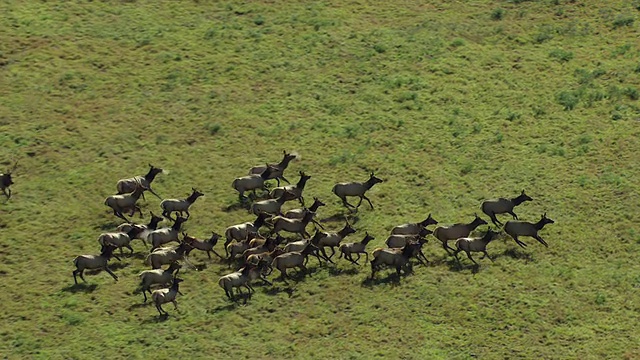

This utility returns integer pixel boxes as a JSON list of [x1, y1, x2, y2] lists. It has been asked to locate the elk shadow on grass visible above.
[[263, 285, 296, 298], [327, 266, 361, 276], [319, 213, 360, 224], [107, 262, 130, 271], [127, 301, 151, 311], [498, 248, 535, 262], [361, 272, 407, 287], [141, 314, 172, 324], [62, 283, 99, 293]]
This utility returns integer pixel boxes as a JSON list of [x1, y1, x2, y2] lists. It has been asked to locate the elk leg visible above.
[[104, 266, 118, 281], [156, 303, 165, 315], [172, 300, 179, 311], [534, 235, 548, 247], [280, 176, 291, 185], [489, 212, 502, 227], [362, 195, 374, 209], [78, 270, 87, 283], [483, 251, 494, 262], [508, 211, 518, 220], [73, 270, 79, 285], [513, 236, 528, 248], [465, 251, 478, 266]]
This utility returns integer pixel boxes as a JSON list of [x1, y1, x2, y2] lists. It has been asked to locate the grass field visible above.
[[1, 0, 640, 359]]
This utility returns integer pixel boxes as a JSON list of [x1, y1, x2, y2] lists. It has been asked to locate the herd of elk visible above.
[[64, 152, 555, 318]]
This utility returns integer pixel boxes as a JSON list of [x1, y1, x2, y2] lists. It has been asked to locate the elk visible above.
[[332, 171, 383, 211], [116, 212, 164, 248], [251, 190, 296, 216], [316, 218, 356, 262], [269, 171, 311, 205], [283, 197, 326, 229], [338, 232, 375, 265], [390, 213, 438, 235], [481, 190, 533, 227], [160, 188, 204, 220], [137, 262, 181, 302], [453, 228, 500, 266], [270, 210, 315, 239], [97, 227, 139, 256], [72, 244, 120, 284], [370, 243, 416, 279], [504, 213, 555, 248], [218, 261, 272, 301], [0, 160, 18, 199], [104, 185, 147, 222], [246, 248, 286, 267], [152, 276, 184, 316], [242, 235, 282, 261], [283, 229, 327, 266], [146, 241, 193, 269], [116, 164, 163, 200], [148, 216, 188, 251], [223, 213, 268, 257], [182, 232, 223, 259], [271, 243, 319, 282], [232, 165, 273, 200], [385, 229, 431, 249], [248, 150, 297, 187], [432, 214, 488, 255]]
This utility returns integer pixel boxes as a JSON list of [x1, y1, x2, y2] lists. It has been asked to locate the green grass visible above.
[[1, 0, 640, 359]]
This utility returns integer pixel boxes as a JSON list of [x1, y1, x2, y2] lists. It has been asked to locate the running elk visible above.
[[160, 188, 204, 220], [116, 212, 164, 248], [183, 232, 223, 259], [218, 261, 272, 302], [146, 241, 193, 269], [248, 150, 297, 187], [390, 213, 438, 235], [370, 244, 416, 279], [339, 232, 375, 265], [332, 172, 383, 211], [481, 190, 533, 227], [270, 171, 311, 205], [284, 197, 326, 229], [270, 210, 315, 239], [385, 228, 432, 248], [104, 185, 146, 222], [116, 164, 163, 200], [316, 217, 356, 262], [504, 213, 555, 248], [432, 214, 488, 255], [272, 243, 319, 282], [0, 160, 18, 199], [137, 262, 181, 302], [453, 228, 500, 266], [232, 165, 274, 200], [72, 244, 120, 284], [251, 190, 296, 216], [148, 216, 188, 251], [223, 213, 268, 257], [152, 276, 184, 316]]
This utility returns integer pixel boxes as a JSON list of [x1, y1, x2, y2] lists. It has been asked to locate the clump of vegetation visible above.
[[491, 8, 505, 20], [205, 122, 222, 135], [556, 90, 580, 110], [612, 14, 635, 28], [549, 49, 574, 63]]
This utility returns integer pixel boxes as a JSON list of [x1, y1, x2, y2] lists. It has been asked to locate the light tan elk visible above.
[[504, 213, 555, 248], [481, 190, 533, 227], [271, 243, 319, 282], [232, 165, 274, 200], [390, 213, 438, 235], [385, 228, 431, 249], [148, 216, 188, 251], [146, 241, 193, 269], [152, 276, 184, 316], [251, 190, 296, 216], [453, 228, 500, 266], [223, 213, 268, 257], [370, 243, 418, 279], [72, 244, 120, 284], [270, 210, 316, 239], [116, 212, 164, 248], [432, 214, 488, 255], [332, 172, 383, 211], [0, 160, 18, 199], [248, 150, 297, 187], [270, 171, 311, 205], [339, 232, 375, 265], [284, 197, 326, 229], [183, 232, 223, 259], [137, 262, 181, 302], [218, 260, 272, 302], [97, 228, 138, 256], [160, 188, 204, 220], [116, 164, 163, 200], [104, 185, 146, 222], [316, 218, 356, 262]]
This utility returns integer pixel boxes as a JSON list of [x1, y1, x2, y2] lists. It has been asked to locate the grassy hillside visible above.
[[1, 0, 640, 358]]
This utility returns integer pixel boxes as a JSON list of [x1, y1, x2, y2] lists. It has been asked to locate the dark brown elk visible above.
[[0, 160, 18, 199], [116, 164, 163, 200], [481, 190, 533, 227], [270, 171, 311, 205], [432, 214, 487, 255], [248, 150, 297, 187], [504, 213, 555, 248], [332, 172, 383, 211]]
